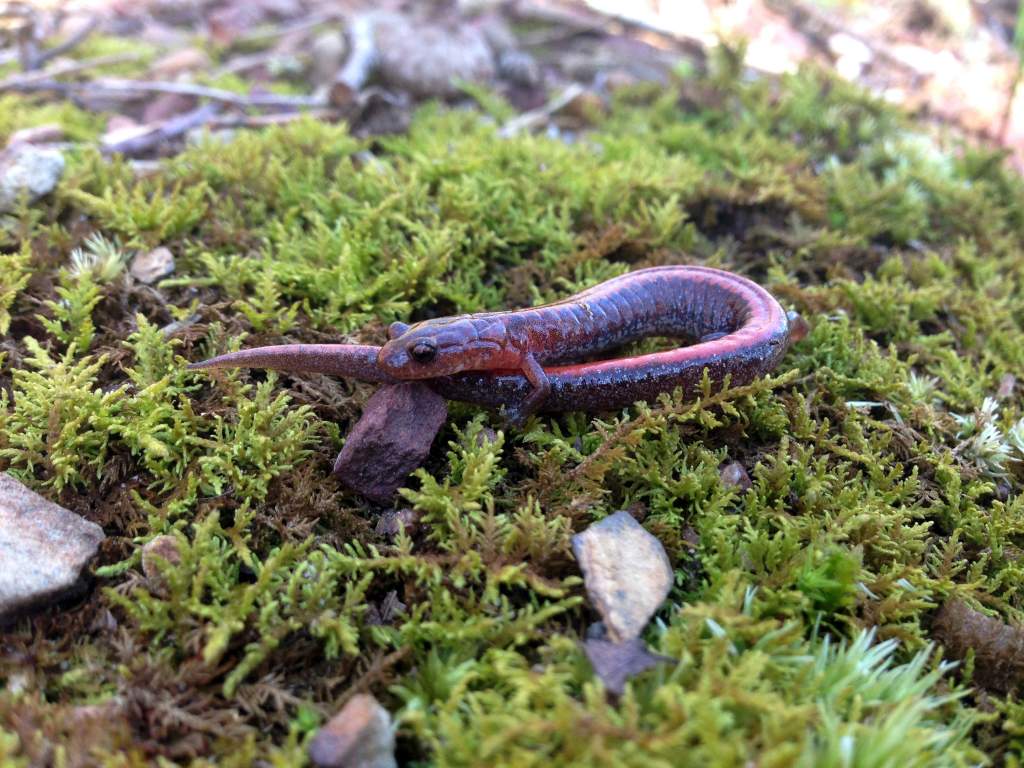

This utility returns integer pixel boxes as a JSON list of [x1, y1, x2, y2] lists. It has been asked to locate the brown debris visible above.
[[332, 383, 448, 504], [308, 693, 397, 768], [932, 598, 1024, 693]]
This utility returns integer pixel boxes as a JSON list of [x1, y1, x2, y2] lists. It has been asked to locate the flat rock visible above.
[[308, 693, 397, 768], [333, 382, 447, 504], [7, 123, 65, 147], [130, 246, 176, 284], [0, 473, 105, 622], [571, 511, 673, 643], [0, 144, 64, 213], [583, 637, 673, 696]]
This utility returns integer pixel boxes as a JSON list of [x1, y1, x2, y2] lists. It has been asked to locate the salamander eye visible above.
[[409, 340, 437, 363]]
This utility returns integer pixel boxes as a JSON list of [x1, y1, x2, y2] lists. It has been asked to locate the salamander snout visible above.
[[378, 327, 459, 379]]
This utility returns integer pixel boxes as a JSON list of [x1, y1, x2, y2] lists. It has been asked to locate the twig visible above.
[[330, 13, 378, 106], [30, 14, 98, 70], [208, 108, 338, 129], [101, 102, 222, 157], [499, 82, 585, 137], [0, 52, 141, 90], [230, 11, 340, 48], [1, 76, 328, 109]]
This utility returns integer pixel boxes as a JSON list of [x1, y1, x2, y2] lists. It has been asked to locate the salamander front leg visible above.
[[504, 353, 550, 426]]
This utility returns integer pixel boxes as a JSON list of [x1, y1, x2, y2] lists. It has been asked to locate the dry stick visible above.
[[0, 52, 142, 89], [230, 11, 341, 48], [1, 76, 329, 109], [29, 14, 98, 69], [330, 13, 378, 106], [101, 102, 222, 157], [499, 82, 585, 137], [208, 108, 338, 129]]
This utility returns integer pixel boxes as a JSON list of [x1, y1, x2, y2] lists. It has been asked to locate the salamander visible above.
[[189, 265, 807, 423]]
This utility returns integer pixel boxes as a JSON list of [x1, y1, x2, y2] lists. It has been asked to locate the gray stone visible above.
[[583, 637, 674, 696], [0, 144, 64, 212], [310, 29, 348, 86], [309, 693, 397, 768], [130, 246, 175, 284], [571, 511, 673, 643], [0, 473, 105, 622]]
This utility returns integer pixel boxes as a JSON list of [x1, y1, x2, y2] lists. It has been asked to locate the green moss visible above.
[[2, 49, 1024, 766]]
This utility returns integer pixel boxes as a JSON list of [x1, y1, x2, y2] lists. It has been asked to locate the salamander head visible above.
[[378, 317, 514, 379]]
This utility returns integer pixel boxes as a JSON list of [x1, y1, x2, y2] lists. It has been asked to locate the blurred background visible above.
[[2, 0, 1022, 164]]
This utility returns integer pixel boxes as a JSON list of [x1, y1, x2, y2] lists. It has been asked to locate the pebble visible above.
[[571, 511, 674, 643], [719, 461, 752, 491], [7, 123, 65, 148], [0, 473, 105, 622], [310, 30, 349, 86], [583, 637, 673, 696], [0, 144, 65, 213], [375, 16, 495, 97], [308, 693, 397, 768], [141, 534, 181, 595], [130, 246, 176, 284], [332, 383, 448, 504]]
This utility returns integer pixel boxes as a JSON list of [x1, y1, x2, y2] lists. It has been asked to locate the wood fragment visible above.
[[499, 83, 585, 137], [29, 14, 98, 70], [102, 103, 221, 157], [2, 76, 328, 109], [0, 53, 145, 90]]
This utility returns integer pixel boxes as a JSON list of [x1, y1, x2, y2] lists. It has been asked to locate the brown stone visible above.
[[0, 474, 105, 622], [333, 383, 447, 504], [571, 511, 673, 643], [932, 598, 1024, 693], [141, 534, 181, 595], [308, 693, 397, 768]]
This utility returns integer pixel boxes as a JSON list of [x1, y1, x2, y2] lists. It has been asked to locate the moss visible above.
[[2, 50, 1024, 765]]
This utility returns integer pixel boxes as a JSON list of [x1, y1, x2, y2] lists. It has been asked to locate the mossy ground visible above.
[[2, 47, 1024, 766]]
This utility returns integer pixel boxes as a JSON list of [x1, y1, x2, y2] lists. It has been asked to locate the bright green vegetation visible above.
[[2, 49, 1024, 765]]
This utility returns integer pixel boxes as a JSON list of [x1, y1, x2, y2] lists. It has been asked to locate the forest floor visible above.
[[2, 1, 1024, 766]]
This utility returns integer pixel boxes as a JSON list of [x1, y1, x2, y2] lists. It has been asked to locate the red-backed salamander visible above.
[[189, 265, 808, 424]]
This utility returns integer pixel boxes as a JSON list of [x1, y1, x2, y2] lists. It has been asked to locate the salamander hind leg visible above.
[[504, 353, 551, 426]]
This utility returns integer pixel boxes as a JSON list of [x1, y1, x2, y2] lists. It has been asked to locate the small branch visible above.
[[499, 83, 585, 137], [1, 76, 329, 109], [207, 108, 338, 129], [102, 102, 222, 157], [230, 11, 340, 48], [330, 13, 378, 106], [0, 52, 142, 90], [30, 15, 99, 70]]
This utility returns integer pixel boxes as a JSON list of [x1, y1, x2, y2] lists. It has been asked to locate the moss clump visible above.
[[2, 49, 1024, 765]]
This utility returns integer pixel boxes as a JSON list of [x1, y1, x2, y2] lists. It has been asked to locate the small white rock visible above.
[[571, 511, 673, 643], [130, 246, 175, 284], [0, 144, 65, 213]]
